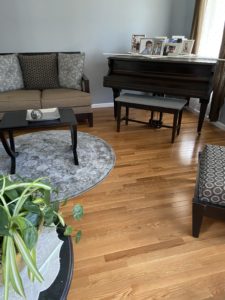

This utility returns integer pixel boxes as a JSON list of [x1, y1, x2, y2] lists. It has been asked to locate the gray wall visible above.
[[169, 0, 195, 37], [0, 0, 195, 105]]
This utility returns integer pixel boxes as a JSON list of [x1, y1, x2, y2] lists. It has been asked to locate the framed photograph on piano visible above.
[[180, 40, 195, 55], [163, 43, 181, 56], [152, 39, 165, 56], [131, 34, 146, 53], [139, 38, 154, 55]]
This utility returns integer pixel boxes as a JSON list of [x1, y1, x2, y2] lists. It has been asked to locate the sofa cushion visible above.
[[0, 90, 41, 111], [41, 88, 91, 108], [0, 54, 24, 92], [58, 53, 85, 90], [19, 54, 59, 90], [72, 106, 92, 114]]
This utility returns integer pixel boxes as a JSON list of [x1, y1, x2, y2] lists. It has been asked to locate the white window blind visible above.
[[198, 0, 225, 58]]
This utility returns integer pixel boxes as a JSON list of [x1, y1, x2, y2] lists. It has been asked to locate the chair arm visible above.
[[81, 74, 90, 93]]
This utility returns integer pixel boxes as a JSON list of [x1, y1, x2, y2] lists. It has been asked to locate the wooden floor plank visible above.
[[57, 108, 225, 299]]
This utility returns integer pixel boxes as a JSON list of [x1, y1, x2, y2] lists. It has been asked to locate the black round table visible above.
[[38, 229, 74, 300]]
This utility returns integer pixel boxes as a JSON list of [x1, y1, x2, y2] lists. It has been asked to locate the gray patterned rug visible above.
[[0, 130, 115, 201]]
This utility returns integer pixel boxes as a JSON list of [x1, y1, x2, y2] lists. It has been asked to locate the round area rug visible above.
[[0, 130, 115, 201]]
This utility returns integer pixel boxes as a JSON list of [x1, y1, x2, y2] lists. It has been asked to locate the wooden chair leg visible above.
[[177, 110, 183, 135], [171, 111, 178, 143], [192, 202, 204, 238]]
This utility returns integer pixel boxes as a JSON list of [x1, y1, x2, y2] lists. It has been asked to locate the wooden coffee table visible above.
[[0, 108, 79, 174]]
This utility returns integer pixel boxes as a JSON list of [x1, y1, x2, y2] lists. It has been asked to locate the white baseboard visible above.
[[91, 102, 113, 108], [185, 106, 200, 115], [186, 105, 225, 131], [213, 121, 225, 131]]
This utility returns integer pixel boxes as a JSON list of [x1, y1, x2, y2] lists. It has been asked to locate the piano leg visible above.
[[198, 100, 208, 134], [113, 88, 121, 119], [116, 102, 121, 132]]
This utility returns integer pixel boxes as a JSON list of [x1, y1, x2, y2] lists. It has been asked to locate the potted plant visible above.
[[0, 175, 83, 300]]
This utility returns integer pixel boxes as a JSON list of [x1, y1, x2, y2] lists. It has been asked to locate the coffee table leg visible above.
[[0, 130, 17, 174], [70, 125, 79, 165]]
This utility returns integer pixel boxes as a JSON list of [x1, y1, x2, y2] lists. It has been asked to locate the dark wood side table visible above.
[[0, 108, 79, 174]]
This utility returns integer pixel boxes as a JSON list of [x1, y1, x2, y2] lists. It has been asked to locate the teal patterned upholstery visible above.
[[198, 144, 225, 206]]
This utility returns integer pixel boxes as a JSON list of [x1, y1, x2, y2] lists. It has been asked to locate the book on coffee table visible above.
[[26, 108, 60, 121]]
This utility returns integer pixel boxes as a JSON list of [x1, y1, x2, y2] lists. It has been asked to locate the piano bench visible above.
[[115, 93, 187, 143]]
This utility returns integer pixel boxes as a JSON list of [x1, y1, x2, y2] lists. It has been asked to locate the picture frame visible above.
[[180, 40, 195, 55], [152, 39, 165, 56], [155, 36, 168, 40], [163, 43, 181, 56], [139, 38, 154, 55], [131, 34, 146, 53], [171, 35, 186, 42]]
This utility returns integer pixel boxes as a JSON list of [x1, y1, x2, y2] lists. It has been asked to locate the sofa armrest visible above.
[[81, 74, 90, 93]]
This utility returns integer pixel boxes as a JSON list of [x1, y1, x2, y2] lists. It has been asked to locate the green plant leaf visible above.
[[56, 212, 65, 227], [43, 189, 51, 205], [13, 231, 43, 282], [3, 237, 10, 300], [74, 230, 82, 243], [28, 248, 36, 282], [0, 205, 10, 236], [72, 204, 84, 220], [4, 188, 19, 202], [11, 216, 28, 231], [43, 207, 55, 226], [8, 237, 26, 297], [12, 182, 51, 216], [2, 236, 7, 267], [64, 225, 73, 236], [23, 226, 38, 250], [33, 197, 45, 205], [23, 201, 41, 214], [51, 201, 59, 213], [25, 212, 41, 227]]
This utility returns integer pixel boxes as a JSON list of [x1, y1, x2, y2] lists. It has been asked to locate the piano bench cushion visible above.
[[115, 93, 187, 111], [197, 144, 225, 206]]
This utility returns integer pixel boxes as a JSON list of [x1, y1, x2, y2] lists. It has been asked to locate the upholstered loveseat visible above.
[[0, 52, 93, 126]]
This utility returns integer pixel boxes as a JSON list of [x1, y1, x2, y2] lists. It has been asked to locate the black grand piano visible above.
[[103, 55, 217, 133]]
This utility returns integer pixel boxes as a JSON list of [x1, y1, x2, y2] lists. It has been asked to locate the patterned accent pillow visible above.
[[0, 54, 24, 92], [19, 54, 59, 90], [58, 53, 85, 90]]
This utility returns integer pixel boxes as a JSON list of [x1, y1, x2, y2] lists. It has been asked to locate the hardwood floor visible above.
[[61, 107, 225, 300]]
